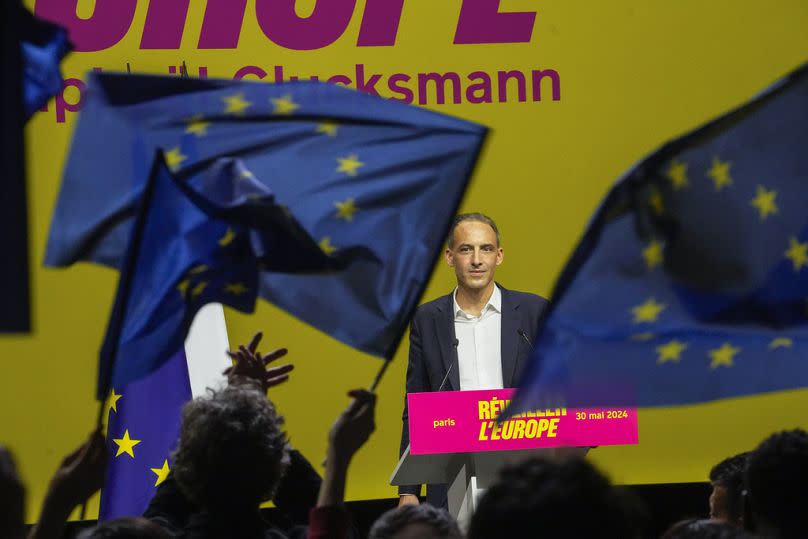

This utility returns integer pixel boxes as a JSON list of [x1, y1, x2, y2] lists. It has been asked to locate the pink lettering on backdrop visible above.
[[255, 0, 357, 51], [357, 0, 405, 46], [198, 0, 249, 49], [140, 0, 190, 49], [54, 78, 86, 123], [328, 74, 353, 86], [454, 0, 536, 44], [35, 0, 137, 52], [233, 66, 268, 80], [36, 0, 539, 51]]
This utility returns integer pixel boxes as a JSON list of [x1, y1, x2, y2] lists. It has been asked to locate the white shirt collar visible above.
[[453, 284, 502, 319]]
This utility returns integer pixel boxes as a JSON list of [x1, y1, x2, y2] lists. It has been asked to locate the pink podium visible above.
[[390, 388, 639, 529]]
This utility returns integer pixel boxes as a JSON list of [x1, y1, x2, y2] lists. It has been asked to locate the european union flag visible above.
[[99, 153, 337, 397], [513, 61, 808, 410], [46, 73, 486, 361], [99, 348, 190, 520]]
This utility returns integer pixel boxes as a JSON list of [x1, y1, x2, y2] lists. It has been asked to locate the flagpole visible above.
[[96, 153, 164, 410], [369, 357, 392, 393]]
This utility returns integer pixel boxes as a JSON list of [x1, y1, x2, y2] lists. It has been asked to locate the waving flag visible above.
[[98, 154, 343, 396], [46, 73, 486, 360], [513, 62, 808, 410]]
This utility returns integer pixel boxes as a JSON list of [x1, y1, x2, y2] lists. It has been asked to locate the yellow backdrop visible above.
[[5, 0, 808, 522]]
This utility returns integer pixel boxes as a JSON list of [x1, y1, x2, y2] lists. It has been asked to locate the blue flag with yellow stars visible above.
[[45, 73, 486, 361], [98, 153, 342, 398], [512, 61, 808, 410], [99, 348, 190, 520]]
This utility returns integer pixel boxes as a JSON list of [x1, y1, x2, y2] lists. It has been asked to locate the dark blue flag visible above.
[[98, 153, 339, 397], [99, 348, 191, 520], [20, 7, 70, 120], [512, 61, 808, 410], [45, 73, 486, 360]]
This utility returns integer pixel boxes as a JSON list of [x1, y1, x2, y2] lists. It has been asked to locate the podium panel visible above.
[[391, 389, 639, 531], [408, 388, 638, 455]]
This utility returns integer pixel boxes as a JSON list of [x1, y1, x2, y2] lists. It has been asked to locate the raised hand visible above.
[[317, 389, 378, 509], [224, 332, 294, 392], [28, 430, 107, 539], [328, 389, 377, 465]]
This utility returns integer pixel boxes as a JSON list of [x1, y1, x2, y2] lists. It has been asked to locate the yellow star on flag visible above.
[[630, 332, 655, 342], [113, 429, 142, 458], [656, 340, 687, 364], [191, 281, 208, 299], [750, 185, 779, 220], [631, 297, 666, 324], [648, 191, 665, 216], [188, 265, 208, 275], [319, 237, 337, 255], [185, 115, 210, 137], [784, 237, 808, 271], [150, 460, 171, 487], [223, 93, 251, 115], [642, 239, 664, 269], [177, 279, 190, 297], [317, 122, 339, 136], [335, 198, 358, 221], [164, 147, 187, 171], [224, 282, 249, 295], [271, 94, 299, 115], [666, 159, 689, 190], [218, 228, 236, 247], [106, 388, 122, 414], [336, 154, 364, 176], [709, 343, 740, 369], [769, 337, 793, 350], [707, 157, 733, 190]]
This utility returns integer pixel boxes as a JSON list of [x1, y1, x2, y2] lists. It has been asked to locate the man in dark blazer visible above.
[[398, 213, 548, 508]]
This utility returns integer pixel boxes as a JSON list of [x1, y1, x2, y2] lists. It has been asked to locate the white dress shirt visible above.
[[453, 285, 503, 390]]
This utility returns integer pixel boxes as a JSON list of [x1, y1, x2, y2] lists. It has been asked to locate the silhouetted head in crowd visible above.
[[0, 446, 25, 539], [662, 518, 751, 539], [369, 504, 462, 539], [745, 429, 808, 538], [172, 382, 290, 514], [468, 457, 645, 539], [709, 452, 748, 525], [79, 517, 171, 539]]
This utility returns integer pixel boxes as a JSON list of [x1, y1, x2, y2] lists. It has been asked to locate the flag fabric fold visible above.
[[20, 6, 71, 120], [46, 73, 487, 360], [98, 154, 343, 397], [512, 61, 808, 410]]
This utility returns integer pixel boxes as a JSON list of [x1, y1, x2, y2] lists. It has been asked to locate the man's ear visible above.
[[496, 247, 504, 266], [445, 247, 455, 267]]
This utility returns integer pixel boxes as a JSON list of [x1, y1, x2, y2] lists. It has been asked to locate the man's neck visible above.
[[455, 282, 495, 317]]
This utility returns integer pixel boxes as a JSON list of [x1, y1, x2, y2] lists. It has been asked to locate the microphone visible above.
[[517, 329, 533, 348], [437, 338, 459, 392]]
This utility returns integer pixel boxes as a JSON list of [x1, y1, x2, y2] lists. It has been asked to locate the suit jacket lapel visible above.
[[434, 293, 459, 391], [500, 287, 520, 388]]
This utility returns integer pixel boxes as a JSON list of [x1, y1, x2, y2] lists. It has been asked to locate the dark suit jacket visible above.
[[398, 285, 548, 506]]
